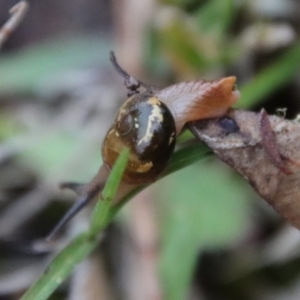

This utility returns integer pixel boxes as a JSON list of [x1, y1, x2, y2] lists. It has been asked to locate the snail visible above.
[[46, 52, 240, 240]]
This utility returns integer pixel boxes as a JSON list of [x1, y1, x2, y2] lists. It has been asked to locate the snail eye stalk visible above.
[[109, 51, 153, 96]]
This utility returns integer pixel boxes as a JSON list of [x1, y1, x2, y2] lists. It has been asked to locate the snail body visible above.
[[46, 52, 240, 240], [156, 78, 240, 134], [102, 76, 239, 185]]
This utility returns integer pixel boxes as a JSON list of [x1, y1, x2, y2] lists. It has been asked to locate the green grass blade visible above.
[[89, 148, 129, 235], [164, 143, 211, 176], [238, 40, 300, 108], [20, 233, 98, 300], [177, 130, 195, 143]]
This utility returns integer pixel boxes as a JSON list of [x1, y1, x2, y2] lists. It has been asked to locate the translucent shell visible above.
[[102, 93, 176, 184]]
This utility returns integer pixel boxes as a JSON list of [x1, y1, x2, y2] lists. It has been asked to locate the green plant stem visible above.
[[21, 233, 98, 300], [89, 148, 129, 235]]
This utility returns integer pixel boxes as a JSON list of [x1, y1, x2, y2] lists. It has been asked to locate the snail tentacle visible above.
[[110, 51, 153, 96], [46, 180, 105, 241], [59, 182, 86, 195], [46, 193, 91, 241]]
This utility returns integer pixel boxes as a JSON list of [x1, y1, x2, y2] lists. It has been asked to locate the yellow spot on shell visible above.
[[136, 161, 153, 173]]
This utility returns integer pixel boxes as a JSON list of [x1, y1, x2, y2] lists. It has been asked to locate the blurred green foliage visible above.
[[239, 40, 300, 107], [159, 162, 251, 300], [146, 0, 238, 78], [0, 36, 111, 95], [1, 0, 300, 299]]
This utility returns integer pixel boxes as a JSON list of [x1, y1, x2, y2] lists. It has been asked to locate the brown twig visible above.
[[0, 1, 29, 50]]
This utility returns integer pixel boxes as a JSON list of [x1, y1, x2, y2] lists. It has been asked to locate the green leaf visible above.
[[164, 143, 211, 175]]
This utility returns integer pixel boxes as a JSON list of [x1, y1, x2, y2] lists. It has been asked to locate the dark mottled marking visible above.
[[219, 117, 239, 135]]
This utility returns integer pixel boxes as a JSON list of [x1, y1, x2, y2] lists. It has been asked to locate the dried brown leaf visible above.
[[189, 109, 300, 229]]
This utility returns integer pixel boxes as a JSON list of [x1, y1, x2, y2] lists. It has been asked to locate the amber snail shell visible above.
[[102, 93, 176, 184]]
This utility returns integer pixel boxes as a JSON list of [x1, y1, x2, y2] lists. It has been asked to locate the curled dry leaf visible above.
[[189, 109, 300, 229]]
